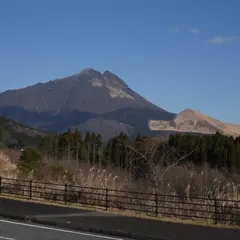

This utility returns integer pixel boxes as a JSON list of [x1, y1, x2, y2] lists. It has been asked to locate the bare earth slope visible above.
[[149, 108, 240, 137]]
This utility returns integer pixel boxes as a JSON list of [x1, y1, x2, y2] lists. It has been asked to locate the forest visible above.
[[1, 127, 240, 201], [39, 129, 240, 175]]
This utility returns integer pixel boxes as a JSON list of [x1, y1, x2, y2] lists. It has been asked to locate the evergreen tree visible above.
[[65, 128, 73, 161], [57, 133, 68, 158], [96, 134, 103, 166], [227, 140, 237, 171], [17, 148, 43, 175], [199, 141, 207, 164], [73, 128, 82, 163], [91, 132, 97, 165], [84, 132, 91, 164], [54, 134, 59, 159]]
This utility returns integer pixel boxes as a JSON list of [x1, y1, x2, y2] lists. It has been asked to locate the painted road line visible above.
[[0, 219, 124, 240], [0, 237, 17, 240]]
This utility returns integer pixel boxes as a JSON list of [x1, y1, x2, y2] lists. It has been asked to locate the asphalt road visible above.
[[0, 218, 127, 240], [0, 198, 240, 240]]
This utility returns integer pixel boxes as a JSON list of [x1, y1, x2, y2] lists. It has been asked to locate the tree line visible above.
[[38, 129, 240, 174], [39, 128, 104, 165]]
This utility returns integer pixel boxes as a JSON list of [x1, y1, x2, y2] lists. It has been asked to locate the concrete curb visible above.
[[0, 212, 166, 240]]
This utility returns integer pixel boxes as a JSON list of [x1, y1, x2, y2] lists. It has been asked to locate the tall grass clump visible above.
[[0, 150, 17, 178]]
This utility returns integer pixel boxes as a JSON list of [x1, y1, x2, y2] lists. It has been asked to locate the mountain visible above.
[[100, 107, 174, 137], [1, 68, 239, 139], [67, 117, 135, 141], [0, 68, 176, 139], [0, 68, 165, 114], [0, 116, 44, 148], [149, 108, 240, 137]]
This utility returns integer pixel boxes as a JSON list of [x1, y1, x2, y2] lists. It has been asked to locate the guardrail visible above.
[[0, 176, 239, 225]]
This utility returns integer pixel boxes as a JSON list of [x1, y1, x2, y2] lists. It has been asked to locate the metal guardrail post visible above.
[[0, 176, 2, 195], [105, 188, 108, 211], [29, 180, 32, 199], [155, 193, 158, 218], [64, 183, 68, 204], [214, 198, 218, 224]]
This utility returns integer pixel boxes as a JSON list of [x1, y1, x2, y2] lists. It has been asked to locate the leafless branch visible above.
[[157, 142, 176, 165], [116, 143, 148, 162], [159, 148, 197, 180]]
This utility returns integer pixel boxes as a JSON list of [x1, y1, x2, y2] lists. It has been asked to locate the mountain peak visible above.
[[78, 68, 102, 78], [103, 70, 128, 88], [0, 67, 174, 139], [180, 108, 197, 114], [103, 70, 115, 75], [74, 68, 129, 88]]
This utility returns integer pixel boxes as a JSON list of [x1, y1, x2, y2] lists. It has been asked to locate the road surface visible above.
[[0, 198, 240, 240], [0, 218, 127, 240]]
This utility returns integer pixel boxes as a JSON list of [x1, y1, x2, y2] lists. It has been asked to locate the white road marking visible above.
[[0, 237, 17, 240], [0, 219, 123, 240]]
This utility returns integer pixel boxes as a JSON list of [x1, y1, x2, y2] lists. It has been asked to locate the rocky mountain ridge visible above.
[[0, 68, 175, 139], [149, 108, 240, 137], [0, 68, 164, 114], [0, 68, 239, 139]]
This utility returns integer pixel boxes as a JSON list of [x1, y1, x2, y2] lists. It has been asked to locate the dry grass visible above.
[[153, 164, 240, 200], [0, 150, 17, 178], [1, 150, 240, 225]]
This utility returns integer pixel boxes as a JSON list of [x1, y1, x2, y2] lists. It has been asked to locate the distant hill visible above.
[[0, 68, 176, 139], [0, 116, 44, 148], [149, 108, 240, 138]]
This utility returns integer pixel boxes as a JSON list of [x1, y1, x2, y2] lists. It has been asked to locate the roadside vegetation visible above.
[[1, 130, 240, 224]]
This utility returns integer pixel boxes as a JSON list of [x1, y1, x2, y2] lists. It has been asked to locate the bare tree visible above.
[[117, 139, 197, 191]]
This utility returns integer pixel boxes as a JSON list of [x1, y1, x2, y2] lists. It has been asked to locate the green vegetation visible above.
[[2, 113, 239, 175], [0, 116, 43, 148], [1, 117, 239, 227], [2, 127, 239, 225], [1, 118, 239, 201], [39, 130, 240, 174], [17, 148, 43, 175], [39, 128, 104, 165]]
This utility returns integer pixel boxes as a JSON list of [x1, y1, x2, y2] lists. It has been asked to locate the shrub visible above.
[[17, 148, 43, 175]]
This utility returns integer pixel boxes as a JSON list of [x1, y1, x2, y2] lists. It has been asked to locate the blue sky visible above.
[[0, 0, 239, 123]]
